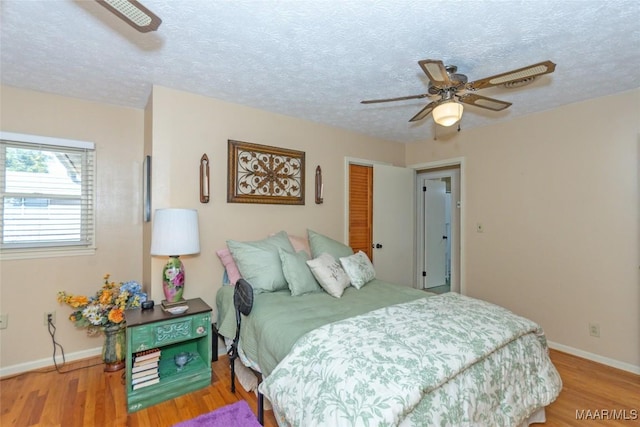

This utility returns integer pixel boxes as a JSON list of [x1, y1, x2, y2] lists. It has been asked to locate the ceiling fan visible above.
[[361, 59, 556, 127]]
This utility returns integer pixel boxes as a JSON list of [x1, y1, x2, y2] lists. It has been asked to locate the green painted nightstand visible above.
[[124, 298, 212, 413]]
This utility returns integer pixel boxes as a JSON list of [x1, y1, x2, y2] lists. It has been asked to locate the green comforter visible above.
[[216, 279, 430, 377], [259, 292, 562, 427]]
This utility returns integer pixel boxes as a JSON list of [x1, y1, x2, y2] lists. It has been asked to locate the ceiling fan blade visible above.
[[361, 93, 430, 104], [466, 60, 556, 91], [409, 101, 439, 122], [457, 93, 512, 111], [418, 59, 451, 86], [96, 0, 162, 33]]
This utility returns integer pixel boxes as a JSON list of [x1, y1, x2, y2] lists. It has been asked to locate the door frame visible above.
[[416, 169, 459, 291], [408, 157, 465, 294]]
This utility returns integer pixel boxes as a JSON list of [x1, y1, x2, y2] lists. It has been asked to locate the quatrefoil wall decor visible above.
[[227, 140, 305, 205]]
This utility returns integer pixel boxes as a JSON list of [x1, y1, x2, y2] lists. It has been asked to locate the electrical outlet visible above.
[[44, 311, 56, 326], [0, 314, 8, 330], [589, 322, 600, 338]]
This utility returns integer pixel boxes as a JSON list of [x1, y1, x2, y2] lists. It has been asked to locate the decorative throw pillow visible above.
[[216, 247, 242, 285], [269, 232, 311, 257], [227, 231, 294, 294], [278, 248, 322, 296], [307, 229, 354, 259], [340, 251, 376, 289], [287, 234, 312, 257], [306, 253, 351, 298]]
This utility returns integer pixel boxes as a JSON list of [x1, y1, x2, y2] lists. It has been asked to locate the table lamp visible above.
[[150, 208, 200, 306]]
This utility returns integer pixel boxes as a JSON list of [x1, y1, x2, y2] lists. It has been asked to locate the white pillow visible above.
[[339, 251, 376, 289], [306, 253, 351, 298]]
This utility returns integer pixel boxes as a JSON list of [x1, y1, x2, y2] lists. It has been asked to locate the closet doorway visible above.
[[348, 163, 373, 261], [347, 161, 414, 287]]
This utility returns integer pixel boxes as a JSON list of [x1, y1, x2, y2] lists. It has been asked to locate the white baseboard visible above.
[[0, 347, 102, 378], [548, 341, 640, 375], [5, 341, 637, 378]]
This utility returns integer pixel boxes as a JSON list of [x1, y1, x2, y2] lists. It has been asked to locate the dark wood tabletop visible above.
[[124, 298, 212, 327]]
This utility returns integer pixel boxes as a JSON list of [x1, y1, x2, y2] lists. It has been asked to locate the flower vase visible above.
[[162, 256, 185, 303], [102, 324, 126, 372]]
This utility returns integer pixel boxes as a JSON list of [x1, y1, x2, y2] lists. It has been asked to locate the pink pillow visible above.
[[288, 234, 311, 257], [269, 232, 311, 256], [216, 247, 242, 285]]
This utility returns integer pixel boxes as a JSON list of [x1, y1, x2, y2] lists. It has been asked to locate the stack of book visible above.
[[132, 348, 161, 390]]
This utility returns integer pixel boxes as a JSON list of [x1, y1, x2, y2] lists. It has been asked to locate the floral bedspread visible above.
[[259, 293, 562, 427]]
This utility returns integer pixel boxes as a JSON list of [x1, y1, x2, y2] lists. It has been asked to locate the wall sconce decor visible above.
[[315, 165, 323, 204], [200, 154, 210, 203]]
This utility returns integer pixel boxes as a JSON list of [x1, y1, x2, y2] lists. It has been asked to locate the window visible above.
[[0, 132, 96, 259]]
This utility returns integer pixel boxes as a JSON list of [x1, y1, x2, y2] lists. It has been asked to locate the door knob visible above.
[[375, 243, 383, 249], [442, 235, 448, 240]]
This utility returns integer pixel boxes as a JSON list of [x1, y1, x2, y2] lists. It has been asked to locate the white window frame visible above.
[[0, 132, 96, 260]]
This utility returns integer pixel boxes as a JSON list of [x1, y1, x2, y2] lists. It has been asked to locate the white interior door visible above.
[[372, 164, 414, 287], [424, 179, 447, 288]]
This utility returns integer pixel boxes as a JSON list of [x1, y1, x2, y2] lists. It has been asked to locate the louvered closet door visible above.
[[348, 164, 373, 261]]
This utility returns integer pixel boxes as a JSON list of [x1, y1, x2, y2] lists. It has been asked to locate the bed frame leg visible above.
[[257, 391, 264, 425], [230, 357, 236, 393]]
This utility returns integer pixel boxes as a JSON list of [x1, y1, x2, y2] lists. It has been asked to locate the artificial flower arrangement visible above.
[[57, 274, 147, 335]]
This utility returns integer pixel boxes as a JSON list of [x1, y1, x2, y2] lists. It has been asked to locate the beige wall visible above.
[[2, 83, 636, 374], [406, 89, 640, 369], [0, 84, 403, 373], [146, 85, 404, 311], [0, 86, 145, 370]]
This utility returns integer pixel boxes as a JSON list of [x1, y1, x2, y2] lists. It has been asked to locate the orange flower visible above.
[[99, 290, 112, 305], [69, 295, 89, 308], [108, 308, 124, 324]]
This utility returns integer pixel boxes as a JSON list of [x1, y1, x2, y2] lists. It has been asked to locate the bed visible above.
[[215, 230, 562, 426]]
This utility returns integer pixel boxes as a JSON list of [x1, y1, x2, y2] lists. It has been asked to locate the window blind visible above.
[[0, 133, 95, 254]]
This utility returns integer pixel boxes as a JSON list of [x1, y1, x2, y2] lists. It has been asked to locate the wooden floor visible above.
[[1, 349, 638, 426]]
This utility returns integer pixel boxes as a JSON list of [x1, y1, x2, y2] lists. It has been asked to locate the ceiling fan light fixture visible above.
[[432, 102, 463, 127], [96, 0, 162, 32]]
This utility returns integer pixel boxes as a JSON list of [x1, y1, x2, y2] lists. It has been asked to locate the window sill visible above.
[[0, 247, 96, 261]]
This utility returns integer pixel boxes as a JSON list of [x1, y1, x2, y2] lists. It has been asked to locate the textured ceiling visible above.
[[1, 0, 639, 143]]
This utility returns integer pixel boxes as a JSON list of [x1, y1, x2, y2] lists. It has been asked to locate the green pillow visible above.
[[308, 229, 354, 259], [278, 248, 322, 296], [227, 231, 294, 293]]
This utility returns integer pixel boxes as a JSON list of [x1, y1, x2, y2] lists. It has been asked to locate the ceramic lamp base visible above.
[[162, 256, 186, 303]]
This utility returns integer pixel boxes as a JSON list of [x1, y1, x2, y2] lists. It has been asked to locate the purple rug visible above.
[[173, 400, 262, 427]]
